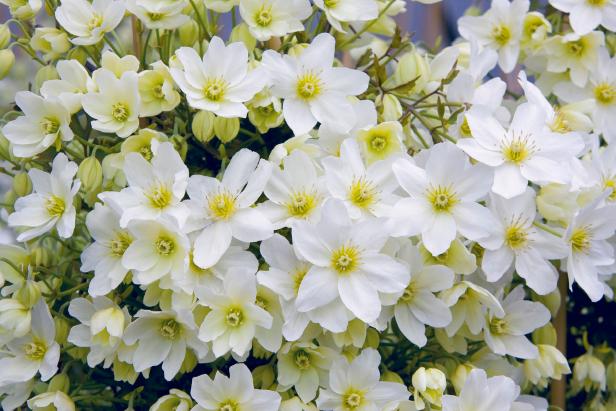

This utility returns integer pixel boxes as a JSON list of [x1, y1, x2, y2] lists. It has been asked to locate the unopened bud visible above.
[[54, 316, 70, 345], [77, 156, 103, 193], [230, 23, 257, 52], [14, 279, 41, 308], [178, 20, 199, 47], [30, 246, 52, 267], [0, 49, 15, 80], [34, 65, 59, 93], [533, 323, 557, 346], [0, 24, 10, 49], [192, 110, 216, 143], [214, 116, 240, 143], [48, 373, 70, 393], [12, 172, 32, 197]]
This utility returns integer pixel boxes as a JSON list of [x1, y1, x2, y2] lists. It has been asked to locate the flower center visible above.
[[147, 183, 173, 209], [400, 282, 416, 303], [331, 245, 360, 275], [570, 226, 592, 253], [594, 83, 616, 105], [460, 117, 472, 137], [208, 191, 237, 221], [87, 13, 103, 31], [293, 267, 308, 295], [587, 0, 607, 6], [148, 12, 164, 21], [489, 318, 508, 335], [203, 77, 228, 102], [504, 224, 529, 250], [111, 102, 130, 122], [45, 195, 66, 218], [566, 40, 585, 56], [286, 190, 318, 218], [225, 307, 244, 328], [254, 5, 273, 27], [369, 135, 387, 152], [152, 83, 165, 99], [502, 134, 535, 164], [348, 177, 377, 209], [159, 319, 181, 339], [296, 72, 322, 100], [603, 177, 616, 201], [342, 390, 364, 410], [427, 185, 457, 212], [139, 145, 154, 161], [218, 400, 239, 411], [294, 349, 312, 370], [110, 231, 132, 257], [255, 295, 269, 311], [40, 117, 60, 134], [550, 109, 571, 133], [154, 236, 176, 256], [491, 24, 511, 46], [23, 340, 47, 360], [324, 0, 340, 7]]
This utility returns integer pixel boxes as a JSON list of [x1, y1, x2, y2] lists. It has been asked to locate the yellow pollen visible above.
[[286, 190, 317, 218], [45, 195, 66, 218], [505, 225, 529, 249], [502, 134, 535, 164], [570, 226, 592, 253], [109, 231, 132, 257], [139, 145, 154, 161], [369, 135, 388, 152], [225, 307, 244, 328], [40, 117, 60, 134], [147, 184, 173, 209], [154, 236, 176, 256], [331, 245, 360, 275], [203, 77, 228, 102], [254, 5, 273, 27], [566, 40, 585, 56], [159, 319, 181, 339], [594, 83, 616, 105], [460, 117, 472, 136], [111, 102, 130, 122], [152, 83, 165, 99], [293, 267, 308, 295], [550, 109, 571, 133], [218, 400, 239, 411], [348, 178, 377, 209], [603, 177, 616, 201], [208, 191, 237, 220], [148, 12, 164, 21], [491, 24, 511, 46], [324, 0, 340, 7], [294, 349, 312, 369], [427, 185, 457, 212], [400, 282, 416, 303], [342, 390, 364, 410], [23, 340, 47, 361], [587, 0, 607, 6], [489, 318, 508, 335], [296, 72, 322, 100], [87, 13, 103, 31]]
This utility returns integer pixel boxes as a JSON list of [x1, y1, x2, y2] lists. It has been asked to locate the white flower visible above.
[[277, 342, 335, 403], [27, 391, 75, 411], [322, 138, 400, 219], [261, 33, 370, 135], [564, 192, 616, 302], [543, 31, 604, 87], [461, 103, 584, 199], [203, 0, 239, 12], [2, 91, 73, 158], [442, 368, 525, 411], [479, 188, 568, 295], [121, 219, 189, 286], [0, 301, 59, 386], [81, 203, 132, 296], [67, 296, 129, 367], [40, 59, 96, 114], [383, 243, 454, 348], [239, 0, 312, 41], [197, 268, 273, 357], [126, 0, 189, 30], [184, 148, 273, 268], [138, 61, 181, 117], [0, 299, 31, 345], [170, 37, 265, 117], [292, 199, 409, 324], [391, 142, 496, 256], [484, 286, 550, 359], [123, 308, 206, 380], [549, 0, 616, 35], [99, 142, 189, 228], [191, 363, 281, 411], [458, 0, 529, 73], [8, 153, 80, 242], [82, 69, 141, 138], [523, 344, 571, 388], [411, 367, 446, 410], [261, 149, 325, 229], [313, 0, 378, 33], [55, 0, 125, 45], [316, 348, 409, 411]]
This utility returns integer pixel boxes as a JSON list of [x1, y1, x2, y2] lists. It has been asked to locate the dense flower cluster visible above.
[[0, 0, 615, 410]]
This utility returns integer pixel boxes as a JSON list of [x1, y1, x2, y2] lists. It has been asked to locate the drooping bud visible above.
[[0, 49, 15, 80]]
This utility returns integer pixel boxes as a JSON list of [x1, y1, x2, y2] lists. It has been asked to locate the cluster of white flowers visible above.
[[0, 0, 615, 409]]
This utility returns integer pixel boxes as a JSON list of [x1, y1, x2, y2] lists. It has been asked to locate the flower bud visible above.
[[77, 156, 103, 194], [54, 316, 70, 345], [150, 389, 193, 411], [14, 279, 42, 308], [34, 65, 59, 93], [8, 0, 41, 20], [451, 363, 473, 394], [48, 373, 70, 393], [385, 50, 430, 94], [381, 94, 403, 122], [574, 352, 606, 392], [364, 327, 380, 349], [533, 323, 557, 346], [3, 189, 16, 211], [0, 49, 15, 80], [537, 183, 579, 225], [171, 134, 188, 160], [28, 391, 75, 411], [0, 298, 31, 338], [30, 246, 53, 267], [524, 345, 570, 388], [214, 116, 240, 143], [179, 349, 197, 375], [0, 24, 10, 49], [252, 364, 276, 389], [381, 370, 404, 384], [230, 23, 257, 52], [288, 43, 309, 58], [178, 20, 199, 47], [533, 288, 561, 317], [192, 110, 216, 143], [66, 47, 88, 65], [12, 172, 32, 197], [412, 367, 446, 410], [30, 28, 70, 61]]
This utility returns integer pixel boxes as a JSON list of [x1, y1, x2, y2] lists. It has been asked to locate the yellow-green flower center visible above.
[[503, 134, 535, 164], [87, 13, 103, 31], [427, 185, 458, 212], [111, 102, 130, 122], [460, 117, 472, 137], [147, 183, 173, 209], [286, 190, 318, 218], [587, 0, 607, 6], [348, 178, 377, 209], [45, 195, 66, 218], [400, 282, 416, 303], [489, 318, 508, 335], [139, 145, 154, 161], [504, 224, 529, 250], [294, 349, 312, 370], [155, 236, 176, 256], [23, 340, 47, 361], [342, 390, 364, 410], [218, 400, 239, 411], [594, 83, 616, 105], [254, 5, 273, 27], [225, 307, 244, 328], [566, 40, 585, 56], [324, 0, 340, 7], [40, 117, 60, 134], [571, 226, 592, 253], [331, 245, 360, 275], [203, 77, 228, 102], [110, 231, 132, 257], [491, 24, 511, 46], [208, 191, 237, 220], [550, 109, 571, 133], [148, 12, 164, 21], [296, 72, 322, 100], [603, 177, 616, 201], [159, 319, 181, 340], [293, 267, 308, 295]]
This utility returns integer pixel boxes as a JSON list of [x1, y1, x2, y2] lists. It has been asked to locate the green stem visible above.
[[103, 35, 122, 56]]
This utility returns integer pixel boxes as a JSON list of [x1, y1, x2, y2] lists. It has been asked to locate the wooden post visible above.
[[551, 273, 568, 410]]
